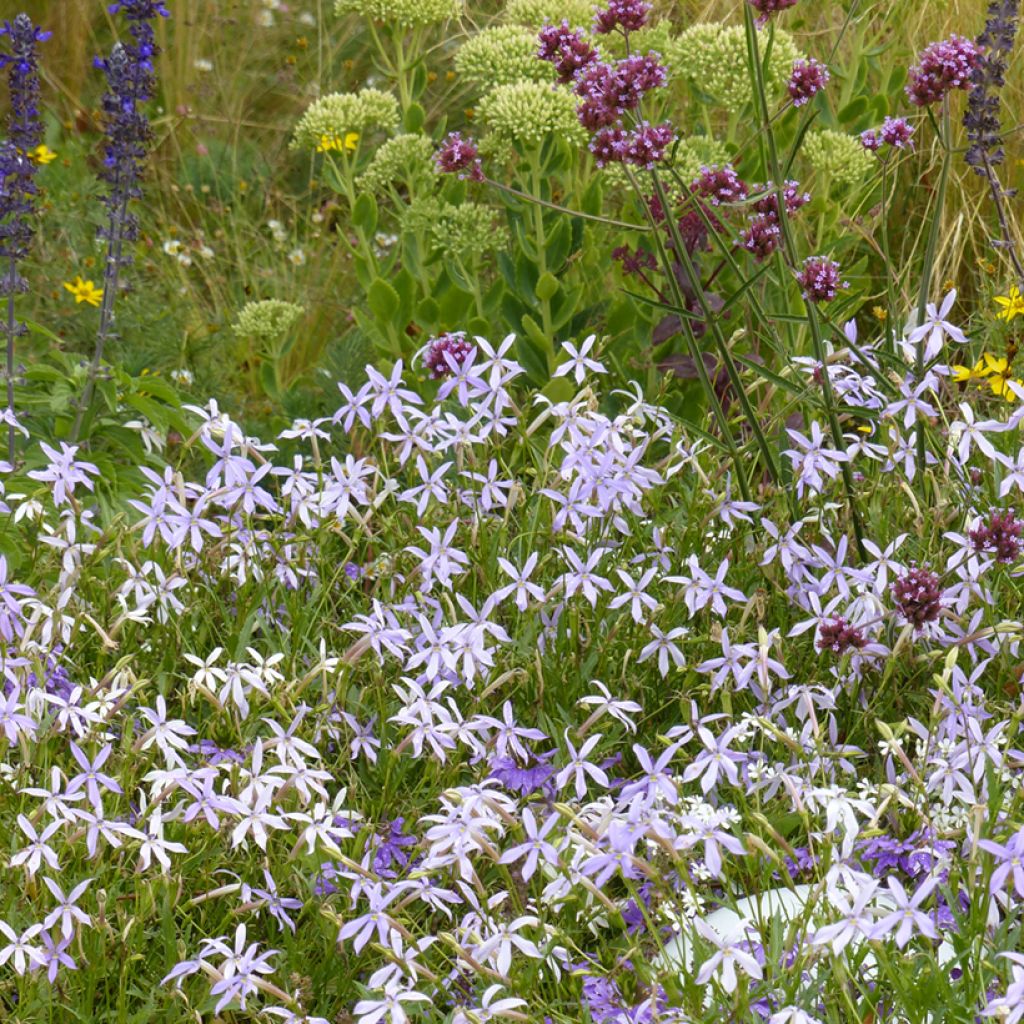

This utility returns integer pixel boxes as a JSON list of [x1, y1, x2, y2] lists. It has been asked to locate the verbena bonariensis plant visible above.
[[0, 14, 48, 465], [72, 0, 168, 441]]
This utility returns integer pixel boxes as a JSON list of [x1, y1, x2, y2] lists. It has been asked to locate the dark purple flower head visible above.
[[817, 617, 868, 655], [612, 245, 656, 276], [752, 179, 810, 222], [860, 128, 882, 152], [906, 35, 982, 106], [964, 0, 1020, 172], [747, 0, 799, 26], [891, 565, 944, 629], [93, 0, 168, 256], [738, 215, 781, 262], [424, 332, 475, 379], [880, 116, 916, 148], [969, 509, 1023, 562], [489, 750, 557, 796], [589, 125, 627, 166], [622, 120, 675, 169], [593, 0, 651, 35], [693, 164, 748, 205], [538, 20, 598, 83], [796, 256, 846, 303], [788, 57, 830, 107], [574, 53, 667, 130], [434, 132, 484, 182]]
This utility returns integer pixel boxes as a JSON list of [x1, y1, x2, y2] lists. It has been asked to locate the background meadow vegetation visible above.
[[4, 1, 1024, 1022], [14, 0, 1024, 427]]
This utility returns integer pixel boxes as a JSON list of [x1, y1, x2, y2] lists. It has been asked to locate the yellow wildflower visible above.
[[63, 276, 103, 307], [315, 132, 359, 153], [995, 285, 1024, 321], [976, 256, 996, 274], [871, 305, 888, 322], [27, 144, 57, 165], [951, 359, 988, 383]]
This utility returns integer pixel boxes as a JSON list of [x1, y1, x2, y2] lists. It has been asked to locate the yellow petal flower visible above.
[[28, 144, 57, 165], [982, 353, 1009, 376], [63, 276, 103, 307], [994, 286, 1024, 321], [952, 359, 988, 383]]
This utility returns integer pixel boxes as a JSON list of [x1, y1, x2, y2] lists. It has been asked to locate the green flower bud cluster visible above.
[[233, 300, 304, 342], [670, 23, 800, 112], [357, 133, 437, 194], [455, 25, 553, 89], [803, 129, 876, 189], [477, 80, 585, 150], [403, 197, 510, 260], [335, 0, 461, 28], [290, 89, 399, 151], [503, 0, 595, 30]]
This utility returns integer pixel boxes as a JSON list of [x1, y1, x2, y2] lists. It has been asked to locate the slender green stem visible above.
[[914, 97, 951, 471], [629, 168, 753, 504], [483, 176, 647, 231], [743, 7, 866, 558]]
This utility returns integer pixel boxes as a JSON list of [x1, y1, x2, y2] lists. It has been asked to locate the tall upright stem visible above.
[[913, 98, 951, 473], [72, 192, 128, 442]]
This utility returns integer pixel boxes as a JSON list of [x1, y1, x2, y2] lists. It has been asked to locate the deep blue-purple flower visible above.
[[0, 14, 49, 291]]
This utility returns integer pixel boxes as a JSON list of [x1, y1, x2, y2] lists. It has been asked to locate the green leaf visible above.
[[838, 96, 868, 124], [542, 376, 575, 403], [352, 192, 378, 235], [392, 267, 417, 326], [519, 313, 553, 379], [403, 103, 425, 133], [536, 272, 560, 302], [259, 361, 281, 400], [415, 296, 440, 330], [580, 177, 603, 217], [367, 277, 400, 322]]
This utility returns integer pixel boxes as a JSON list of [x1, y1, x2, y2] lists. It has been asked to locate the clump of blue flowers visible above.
[[0, 14, 49, 461]]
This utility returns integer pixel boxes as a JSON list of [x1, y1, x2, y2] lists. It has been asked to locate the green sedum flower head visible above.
[[455, 25, 554, 89], [290, 89, 399, 151], [403, 197, 510, 260], [335, 0, 461, 27], [477, 81, 585, 150], [803, 129, 876, 188], [670, 23, 800, 112], [233, 300, 304, 341], [357, 133, 437, 193], [503, 0, 596, 30], [674, 136, 732, 185]]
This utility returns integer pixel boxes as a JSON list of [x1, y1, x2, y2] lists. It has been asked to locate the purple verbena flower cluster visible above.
[[787, 57, 830, 107], [796, 255, 847, 303], [906, 34, 983, 106]]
